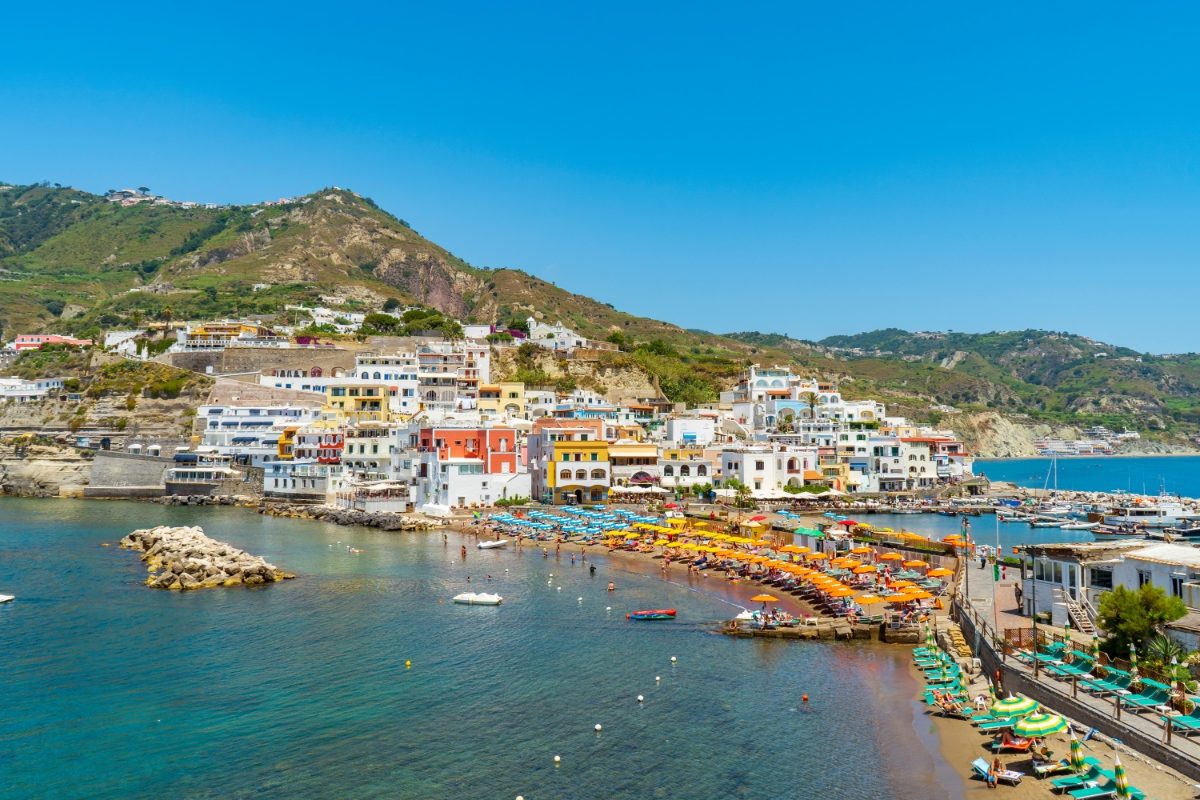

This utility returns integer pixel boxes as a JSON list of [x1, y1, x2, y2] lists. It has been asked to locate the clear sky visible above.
[[3, 2, 1198, 352]]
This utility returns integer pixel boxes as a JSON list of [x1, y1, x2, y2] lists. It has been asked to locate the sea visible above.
[[976, 455, 1200, 499], [0, 499, 965, 800]]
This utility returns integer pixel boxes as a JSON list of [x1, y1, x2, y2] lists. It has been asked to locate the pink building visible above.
[[12, 334, 93, 351]]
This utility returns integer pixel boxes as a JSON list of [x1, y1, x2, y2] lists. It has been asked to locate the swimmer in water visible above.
[[461, 545, 467, 559], [589, 564, 596, 575], [607, 581, 615, 592]]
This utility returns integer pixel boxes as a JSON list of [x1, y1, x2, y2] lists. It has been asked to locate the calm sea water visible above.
[[977, 455, 1200, 498], [858, 513, 1097, 553], [0, 499, 963, 800]]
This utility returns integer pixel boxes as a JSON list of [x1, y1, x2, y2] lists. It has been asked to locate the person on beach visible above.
[[987, 756, 1003, 789], [460, 545, 467, 560], [589, 563, 596, 576]]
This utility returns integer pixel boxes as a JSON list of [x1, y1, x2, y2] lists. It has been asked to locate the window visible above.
[[1172, 576, 1184, 598], [591, 469, 605, 479], [755, 461, 765, 471], [680, 465, 690, 477], [697, 465, 707, 476], [575, 470, 586, 480], [663, 465, 674, 477], [560, 469, 571, 480], [1137, 570, 1152, 588]]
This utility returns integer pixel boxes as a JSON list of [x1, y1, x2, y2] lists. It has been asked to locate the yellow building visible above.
[[277, 425, 300, 460], [478, 381, 525, 417], [324, 382, 392, 425], [534, 418, 609, 504]]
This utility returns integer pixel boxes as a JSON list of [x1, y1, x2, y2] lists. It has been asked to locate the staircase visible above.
[[1062, 593, 1097, 636]]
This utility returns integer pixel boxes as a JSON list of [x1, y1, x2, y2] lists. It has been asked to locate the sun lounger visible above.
[[1051, 763, 1110, 792], [1120, 685, 1172, 712], [1161, 706, 1200, 733], [971, 757, 1024, 785], [992, 733, 1033, 752], [1066, 778, 1144, 800], [978, 717, 1017, 732], [1034, 756, 1101, 779], [1081, 672, 1131, 695]]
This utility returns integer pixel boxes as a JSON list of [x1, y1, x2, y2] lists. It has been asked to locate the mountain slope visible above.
[[2, 182, 1197, 451]]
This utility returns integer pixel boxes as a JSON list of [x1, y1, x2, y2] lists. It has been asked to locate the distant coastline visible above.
[[977, 452, 1200, 462]]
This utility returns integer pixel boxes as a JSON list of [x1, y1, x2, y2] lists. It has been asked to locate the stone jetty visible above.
[[120, 525, 294, 590], [258, 503, 445, 531]]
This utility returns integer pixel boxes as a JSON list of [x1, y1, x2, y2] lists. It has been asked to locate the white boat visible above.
[[1029, 518, 1065, 528], [452, 592, 503, 605], [0, 594, 12, 603], [1102, 496, 1200, 529], [477, 539, 508, 550], [1060, 521, 1099, 530]]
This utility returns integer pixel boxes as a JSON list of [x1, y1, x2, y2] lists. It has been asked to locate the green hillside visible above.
[[1, 181, 1196, 443]]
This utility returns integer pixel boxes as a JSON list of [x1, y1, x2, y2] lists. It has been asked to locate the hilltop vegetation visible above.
[[727, 328, 1200, 441]]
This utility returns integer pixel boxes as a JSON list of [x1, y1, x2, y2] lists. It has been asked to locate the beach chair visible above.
[[1050, 763, 1110, 792], [978, 716, 1017, 732], [1120, 683, 1172, 713], [1033, 755, 1102, 779], [1066, 778, 1145, 800], [1081, 670, 1131, 696], [991, 732, 1033, 752], [1160, 705, 1200, 734], [971, 757, 1024, 786]]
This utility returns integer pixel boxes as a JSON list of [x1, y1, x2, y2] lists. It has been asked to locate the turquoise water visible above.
[[977, 455, 1200, 498], [860, 513, 1097, 553], [0, 499, 962, 799]]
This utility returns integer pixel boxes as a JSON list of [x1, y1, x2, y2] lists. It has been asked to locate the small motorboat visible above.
[[452, 592, 503, 605], [477, 539, 508, 550], [626, 608, 676, 621], [0, 594, 12, 604], [1060, 521, 1099, 530]]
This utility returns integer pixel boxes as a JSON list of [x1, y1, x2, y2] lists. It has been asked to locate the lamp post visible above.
[[1031, 555, 1039, 679]]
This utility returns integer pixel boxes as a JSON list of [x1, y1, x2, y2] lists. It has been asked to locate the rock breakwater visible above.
[[120, 525, 294, 590], [258, 503, 445, 531]]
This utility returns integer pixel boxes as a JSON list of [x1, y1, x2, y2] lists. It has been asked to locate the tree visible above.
[[360, 313, 402, 336], [137, 186, 150, 195], [382, 297, 402, 312], [203, 286, 218, 302], [803, 391, 819, 420], [1096, 584, 1187, 657]]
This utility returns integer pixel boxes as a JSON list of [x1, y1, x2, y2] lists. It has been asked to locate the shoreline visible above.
[[978, 452, 1200, 462]]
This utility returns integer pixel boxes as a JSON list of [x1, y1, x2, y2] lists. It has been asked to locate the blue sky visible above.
[[3, 2, 1198, 352]]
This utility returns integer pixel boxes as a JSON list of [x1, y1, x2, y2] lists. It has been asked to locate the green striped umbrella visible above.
[[1130, 644, 1138, 679], [988, 680, 998, 705], [1092, 636, 1101, 665], [1069, 729, 1084, 771], [991, 695, 1039, 717], [1014, 712, 1067, 737], [1114, 755, 1129, 798], [958, 670, 971, 696]]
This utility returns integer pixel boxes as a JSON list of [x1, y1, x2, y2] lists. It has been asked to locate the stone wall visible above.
[[88, 450, 171, 488]]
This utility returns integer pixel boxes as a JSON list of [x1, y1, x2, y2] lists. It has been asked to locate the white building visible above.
[[666, 418, 716, 447], [198, 404, 320, 466], [527, 317, 586, 351], [0, 376, 65, 402], [1020, 541, 1200, 649]]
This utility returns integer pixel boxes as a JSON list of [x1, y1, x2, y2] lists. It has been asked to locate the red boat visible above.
[[626, 608, 676, 621]]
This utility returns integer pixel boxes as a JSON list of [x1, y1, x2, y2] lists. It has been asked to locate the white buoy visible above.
[[517, 796, 525, 800], [577, 596, 583, 602], [606, 606, 612, 611], [655, 676, 661, 682], [594, 723, 602, 732], [557, 586, 562, 591], [637, 694, 644, 703], [554, 755, 561, 763], [549, 573, 554, 577], [670, 656, 677, 663]]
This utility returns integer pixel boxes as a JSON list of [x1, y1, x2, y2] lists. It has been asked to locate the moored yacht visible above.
[[1102, 496, 1200, 529]]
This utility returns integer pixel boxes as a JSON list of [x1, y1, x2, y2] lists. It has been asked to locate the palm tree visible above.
[[803, 391, 819, 420]]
